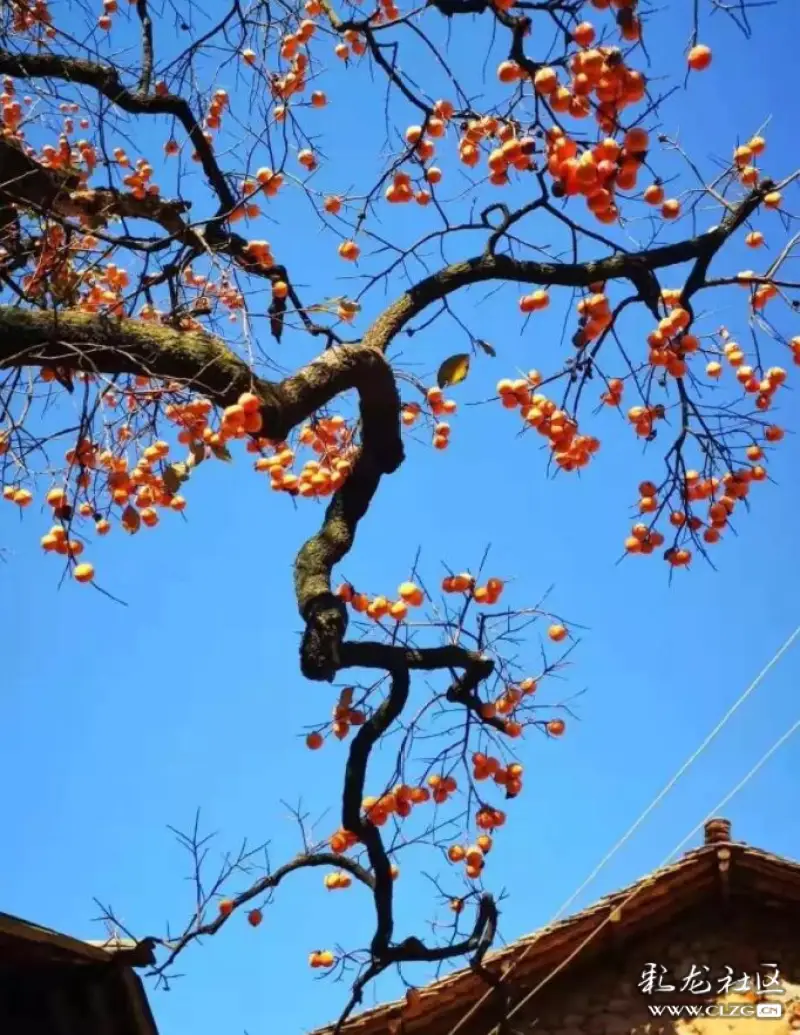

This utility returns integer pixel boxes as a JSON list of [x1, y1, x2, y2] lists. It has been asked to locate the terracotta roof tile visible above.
[[311, 836, 800, 1035]]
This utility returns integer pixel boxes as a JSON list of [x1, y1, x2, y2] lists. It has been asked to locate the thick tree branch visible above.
[[0, 307, 403, 465], [340, 642, 491, 671], [295, 452, 384, 680], [361, 183, 772, 353], [0, 137, 193, 236], [331, 654, 499, 1035], [134, 0, 155, 95], [428, 0, 492, 13], [340, 641, 501, 727], [0, 306, 274, 402], [0, 306, 403, 686], [0, 137, 332, 339], [342, 667, 410, 958], [0, 48, 235, 213]]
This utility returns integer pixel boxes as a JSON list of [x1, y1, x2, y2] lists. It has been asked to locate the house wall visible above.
[[0, 962, 155, 1035], [506, 899, 800, 1035]]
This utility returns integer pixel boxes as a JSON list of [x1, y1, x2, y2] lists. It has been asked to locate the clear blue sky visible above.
[[2, 3, 800, 1034]]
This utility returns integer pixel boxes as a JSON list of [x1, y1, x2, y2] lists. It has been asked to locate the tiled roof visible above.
[[311, 825, 800, 1035], [0, 911, 156, 967]]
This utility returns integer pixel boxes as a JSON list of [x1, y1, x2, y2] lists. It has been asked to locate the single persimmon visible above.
[[687, 44, 712, 71]]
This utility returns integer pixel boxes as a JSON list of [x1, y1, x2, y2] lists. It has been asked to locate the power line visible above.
[[497, 712, 800, 1032], [442, 621, 800, 1035]]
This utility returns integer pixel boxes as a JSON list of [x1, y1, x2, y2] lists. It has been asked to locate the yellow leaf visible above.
[[163, 463, 188, 495], [211, 444, 233, 463], [437, 353, 470, 389]]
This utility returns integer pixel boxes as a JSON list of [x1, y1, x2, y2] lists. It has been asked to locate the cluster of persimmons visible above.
[[494, 291, 791, 565], [42, 2, 724, 253], [1, 0, 792, 592], [3, 364, 468, 584]]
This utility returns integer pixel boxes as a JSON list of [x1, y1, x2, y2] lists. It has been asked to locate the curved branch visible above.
[[343, 667, 410, 958], [333, 891, 498, 1033], [295, 450, 386, 681], [682, 179, 775, 303], [332, 651, 499, 1033], [340, 642, 491, 671], [294, 183, 773, 683], [0, 48, 235, 213], [0, 306, 403, 472], [361, 182, 773, 353], [0, 137, 194, 236], [0, 135, 340, 345], [341, 641, 501, 727], [149, 851, 376, 978], [0, 305, 404, 684]]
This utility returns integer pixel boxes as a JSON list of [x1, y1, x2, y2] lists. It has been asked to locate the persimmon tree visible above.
[[1, 0, 798, 1028]]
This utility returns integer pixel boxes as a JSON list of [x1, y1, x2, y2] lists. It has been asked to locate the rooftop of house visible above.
[[311, 818, 800, 1035], [0, 910, 157, 968], [0, 912, 160, 1035]]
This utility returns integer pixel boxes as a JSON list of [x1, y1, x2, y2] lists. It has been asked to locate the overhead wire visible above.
[[441, 621, 800, 1035], [492, 711, 800, 1033]]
